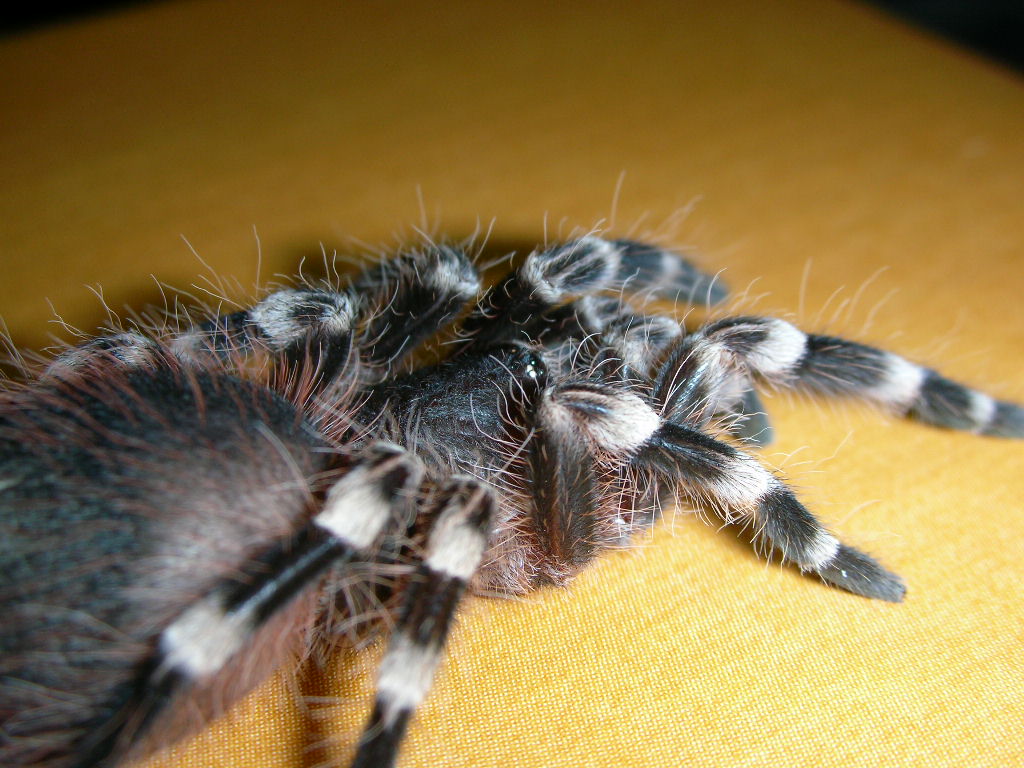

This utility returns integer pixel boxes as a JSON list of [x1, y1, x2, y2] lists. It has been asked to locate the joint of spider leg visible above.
[[542, 385, 661, 457], [456, 240, 625, 350], [157, 529, 347, 680], [156, 444, 421, 694], [609, 238, 730, 306], [700, 317, 809, 381], [356, 478, 495, 759], [46, 331, 159, 375], [286, 329, 357, 394], [418, 244, 481, 300], [605, 313, 683, 365], [585, 316, 684, 388], [316, 444, 424, 549], [420, 476, 495, 583], [249, 289, 356, 351], [520, 237, 623, 304], [183, 310, 255, 358]]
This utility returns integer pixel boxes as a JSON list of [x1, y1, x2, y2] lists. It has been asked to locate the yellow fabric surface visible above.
[[2, 1, 1022, 767]]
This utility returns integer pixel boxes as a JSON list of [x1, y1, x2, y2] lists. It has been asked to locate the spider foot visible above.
[[816, 543, 906, 603], [982, 400, 1024, 437]]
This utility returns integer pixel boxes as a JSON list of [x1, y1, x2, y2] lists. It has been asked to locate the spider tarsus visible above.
[[725, 388, 775, 446], [981, 400, 1024, 438], [908, 370, 1024, 438], [349, 702, 409, 768], [817, 544, 906, 603]]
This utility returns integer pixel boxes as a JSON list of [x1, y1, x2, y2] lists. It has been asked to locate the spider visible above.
[[1, 235, 1021, 768]]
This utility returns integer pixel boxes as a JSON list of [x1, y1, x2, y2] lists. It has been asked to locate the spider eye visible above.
[[522, 353, 546, 381], [512, 349, 547, 385]]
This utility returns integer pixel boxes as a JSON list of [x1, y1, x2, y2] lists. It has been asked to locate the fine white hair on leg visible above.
[[250, 289, 355, 349], [542, 385, 661, 455], [632, 421, 904, 601], [169, 327, 208, 362], [424, 478, 491, 580], [159, 595, 248, 679], [603, 313, 683, 374], [968, 390, 998, 431], [609, 238, 728, 305], [351, 478, 494, 768], [867, 353, 927, 409], [742, 318, 809, 378], [373, 633, 442, 725], [908, 368, 1024, 437], [157, 446, 422, 687], [47, 331, 158, 373], [418, 244, 482, 299], [680, 316, 1023, 438], [521, 237, 622, 304], [801, 530, 842, 570], [315, 444, 422, 549], [709, 453, 774, 510], [352, 244, 480, 371]]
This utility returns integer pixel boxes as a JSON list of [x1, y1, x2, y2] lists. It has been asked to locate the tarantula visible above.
[[1, 235, 1021, 768]]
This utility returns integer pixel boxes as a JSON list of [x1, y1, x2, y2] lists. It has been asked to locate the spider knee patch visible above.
[[541, 385, 661, 454], [48, 331, 159, 373], [416, 244, 481, 299], [602, 313, 683, 374], [315, 444, 422, 547], [250, 289, 356, 349], [160, 443, 420, 684], [520, 236, 623, 303]]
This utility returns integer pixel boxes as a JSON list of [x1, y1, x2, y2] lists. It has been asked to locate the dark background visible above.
[[3, 1, 1023, 73], [871, 0, 1024, 71]]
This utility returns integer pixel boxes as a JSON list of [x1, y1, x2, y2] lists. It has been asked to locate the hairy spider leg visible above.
[[591, 312, 684, 381], [633, 421, 905, 601], [536, 306, 684, 388], [529, 387, 606, 566], [70, 443, 422, 768], [530, 384, 664, 563], [542, 313, 768, 443], [351, 477, 495, 768], [348, 244, 480, 378], [608, 238, 729, 305], [530, 380, 902, 601], [172, 290, 356, 379], [163, 245, 480, 395], [459, 237, 725, 351], [655, 316, 1024, 438]]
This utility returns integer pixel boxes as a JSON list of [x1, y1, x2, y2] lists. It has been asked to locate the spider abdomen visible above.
[[0, 355, 328, 765]]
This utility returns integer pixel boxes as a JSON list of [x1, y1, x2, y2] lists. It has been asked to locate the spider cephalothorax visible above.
[[1, 236, 1021, 768]]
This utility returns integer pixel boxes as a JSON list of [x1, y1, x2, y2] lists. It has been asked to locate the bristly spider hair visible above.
[[2, 234, 1022, 768]]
